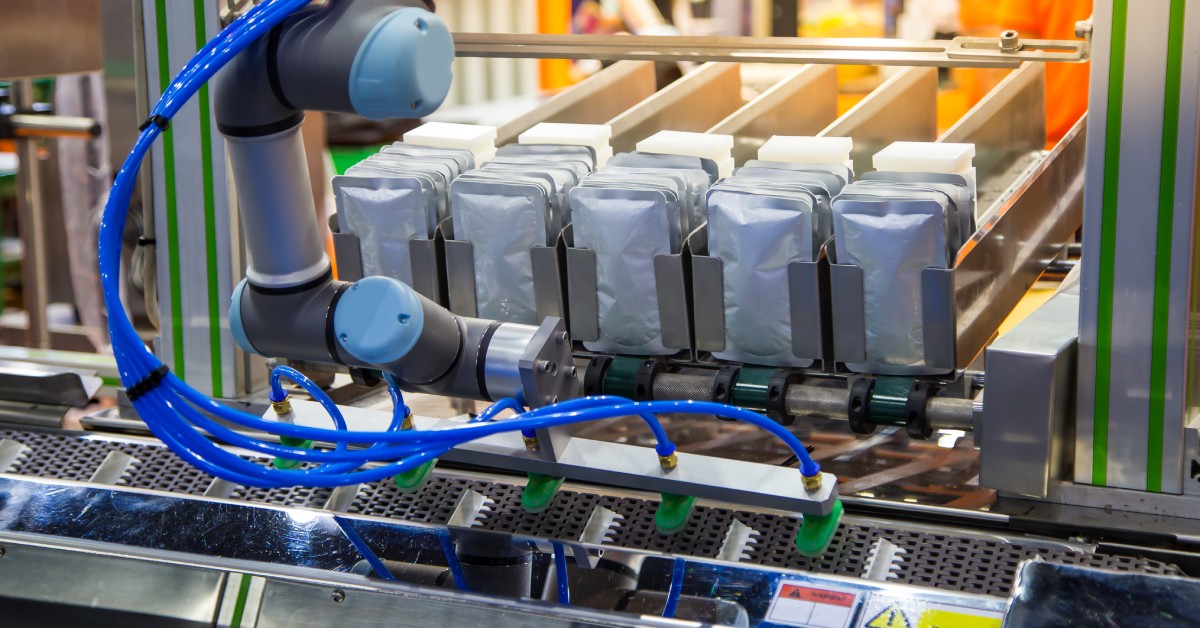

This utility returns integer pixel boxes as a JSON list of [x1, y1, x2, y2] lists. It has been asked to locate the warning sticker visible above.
[[857, 595, 1002, 628], [865, 603, 911, 628], [767, 582, 862, 628]]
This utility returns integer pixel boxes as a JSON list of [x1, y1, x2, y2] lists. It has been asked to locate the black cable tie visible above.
[[126, 365, 169, 402], [138, 114, 170, 132], [136, 236, 156, 246]]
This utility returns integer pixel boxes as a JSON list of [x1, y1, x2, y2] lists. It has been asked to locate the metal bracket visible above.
[[443, 239, 478, 318], [653, 254, 692, 351]]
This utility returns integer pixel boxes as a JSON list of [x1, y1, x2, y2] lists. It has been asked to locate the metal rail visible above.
[[453, 33, 1089, 69]]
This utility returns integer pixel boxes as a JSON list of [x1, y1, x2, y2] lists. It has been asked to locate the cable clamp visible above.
[[138, 114, 170, 132], [126, 364, 169, 402]]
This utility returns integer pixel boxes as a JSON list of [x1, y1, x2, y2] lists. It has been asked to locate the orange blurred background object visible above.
[[537, 0, 574, 92]]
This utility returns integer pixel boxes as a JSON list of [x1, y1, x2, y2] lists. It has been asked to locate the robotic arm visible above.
[[216, 0, 573, 406]]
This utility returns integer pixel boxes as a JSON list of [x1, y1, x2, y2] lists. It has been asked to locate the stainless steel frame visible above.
[[453, 33, 1089, 69], [0, 474, 1010, 626]]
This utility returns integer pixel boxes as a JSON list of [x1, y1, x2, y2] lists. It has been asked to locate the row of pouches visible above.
[[450, 144, 597, 325], [334, 143, 476, 285], [570, 152, 718, 355], [831, 171, 976, 376], [708, 161, 853, 368]]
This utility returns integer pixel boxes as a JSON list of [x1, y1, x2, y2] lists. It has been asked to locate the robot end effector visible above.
[[217, 1, 574, 406]]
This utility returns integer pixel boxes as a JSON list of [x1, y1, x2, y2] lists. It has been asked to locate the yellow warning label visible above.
[[867, 604, 912, 628], [918, 609, 1002, 628]]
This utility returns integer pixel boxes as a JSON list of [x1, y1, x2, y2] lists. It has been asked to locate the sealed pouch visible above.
[[709, 179, 821, 256], [569, 185, 675, 355], [333, 175, 427, 285], [863, 171, 976, 246], [382, 143, 475, 174], [733, 167, 841, 241], [832, 194, 950, 375], [744, 160, 853, 190], [600, 165, 710, 235], [455, 170, 558, 245], [838, 182, 960, 256], [609, 152, 719, 184], [707, 188, 815, 367], [585, 171, 690, 241], [497, 143, 597, 169], [362, 153, 456, 223], [579, 175, 685, 252], [346, 165, 439, 237], [478, 162, 581, 236], [449, 178, 548, 324]]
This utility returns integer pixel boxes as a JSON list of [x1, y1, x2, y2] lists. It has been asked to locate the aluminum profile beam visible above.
[[819, 66, 939, 176], [495, 60, 657, 145], [708, 65, 839, 164], [941, 62, 1047, 213], [453, 33, 1088, 69], [606, 62, 744, 153]]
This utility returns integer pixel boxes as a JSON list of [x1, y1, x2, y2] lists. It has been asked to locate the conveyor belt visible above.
[[0, 429, 1182, 597]]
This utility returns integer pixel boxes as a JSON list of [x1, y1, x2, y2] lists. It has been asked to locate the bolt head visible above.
[[1075, 19, 1092, 39], [331, 589, 346, 603], [999, 30, 1022, 52]]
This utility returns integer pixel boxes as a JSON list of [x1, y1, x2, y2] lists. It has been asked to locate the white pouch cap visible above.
[[636, 130, 735, 177], [759, 136, 853, 172], [404, 122, 497, 165]]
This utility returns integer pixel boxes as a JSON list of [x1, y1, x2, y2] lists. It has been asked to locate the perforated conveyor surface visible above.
[[0, 428, 1183, 597]]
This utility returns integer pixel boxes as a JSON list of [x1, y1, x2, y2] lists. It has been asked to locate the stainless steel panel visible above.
[[940, 62, 1046, 211], [607, 63, 744, 153], [409, 239, 443, 303], [980, 290, 1079, 498], [921, 267, 956, 371], [444, 240, 478, 318], [331, 232, 364, 282], [653, 255, 692, 351], [0, 1, 103, 79], [708, 65, 839, 164], [692, 256, 726, 352], [565, 248, 599, 342], [829, 263, 867, 364], [531, 246, 565, 321], [788, 259, 828, 361], [0, 542, 224, 627], [819, 67, 939, 176], [453, 33, 1087, 69], [495, 61, 657, 145], [952, 116, 1086, 368]]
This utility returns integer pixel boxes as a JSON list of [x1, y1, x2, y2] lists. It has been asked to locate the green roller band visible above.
[[794, 499, 844, 558], [272, 436, 314, 470], [602, 356, 644, 398], [522, 473, 565, 513], [730, 367, 773, 412], [393, 459, 438, 494], [869, 377, 910, 427], [655, 493, 697, 535]]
